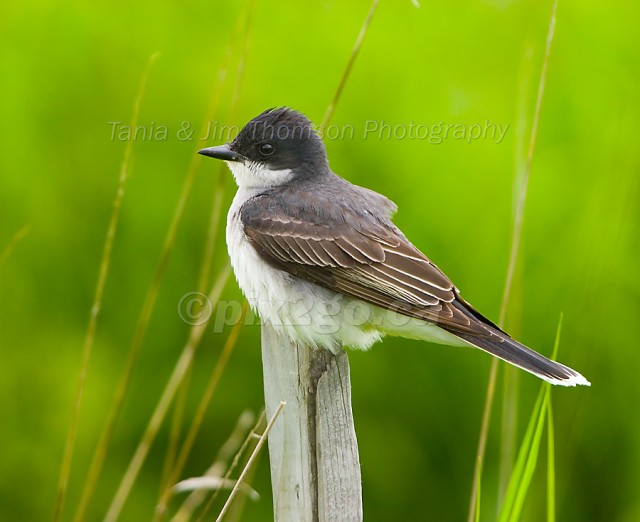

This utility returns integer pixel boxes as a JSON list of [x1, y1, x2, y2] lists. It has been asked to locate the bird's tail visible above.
[[454, 331, 590, 387]]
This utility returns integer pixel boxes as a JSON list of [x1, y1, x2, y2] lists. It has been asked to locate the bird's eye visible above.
[[259, 143, 275, 156]]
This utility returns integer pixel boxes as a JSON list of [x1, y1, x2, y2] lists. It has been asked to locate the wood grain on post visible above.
[[261, 324, 363, 522]]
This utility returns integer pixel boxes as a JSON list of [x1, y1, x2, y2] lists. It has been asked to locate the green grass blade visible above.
[[474, 471, 481, 522], [498, 316, 563, 522], [550, 314, 563, 362], [546, 313, 561, 522], [547, 397, 556, 522], [508, 387, 550, 522], [498, 385, 546, 522]]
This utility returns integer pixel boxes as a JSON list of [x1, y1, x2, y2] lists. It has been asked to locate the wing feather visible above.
[[292, 237, 325, 265]]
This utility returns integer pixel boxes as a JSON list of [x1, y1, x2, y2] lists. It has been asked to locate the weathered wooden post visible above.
[[261, 324, 363, 521]]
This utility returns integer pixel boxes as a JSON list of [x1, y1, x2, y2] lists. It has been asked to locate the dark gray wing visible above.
[[239, 185, 589, 385], [240, 186, 499, 338]]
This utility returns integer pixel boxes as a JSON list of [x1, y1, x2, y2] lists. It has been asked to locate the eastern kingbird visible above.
[[199, 107, 589, 387]]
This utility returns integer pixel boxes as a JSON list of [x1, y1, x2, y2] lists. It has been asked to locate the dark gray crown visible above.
[[230, 107, 328, 173]]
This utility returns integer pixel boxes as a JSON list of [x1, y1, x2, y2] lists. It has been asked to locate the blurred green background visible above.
[[1, 0, 638, 520]]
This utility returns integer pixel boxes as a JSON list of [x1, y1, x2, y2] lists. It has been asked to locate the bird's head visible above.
[[199, 107, 329, 189]]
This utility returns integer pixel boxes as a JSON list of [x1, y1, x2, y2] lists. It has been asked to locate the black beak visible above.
[[198, 144, 246, 162]]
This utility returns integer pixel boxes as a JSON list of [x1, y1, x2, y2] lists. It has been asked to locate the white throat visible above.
[[227, 160, 294, 189]]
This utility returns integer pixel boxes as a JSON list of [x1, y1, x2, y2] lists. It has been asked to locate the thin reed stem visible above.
[[0, 225, 31, 267], [57, 51, 158, 522], [214, 402, 286, 522], [467, 2, 558, 520], [321, 0, 380, 129], [154, 303, 248, 520], [103, 265, 232, 522], [197, 411, 267, 520], [154, 1, 256, 515], [172, 410, 259, 521], [74, 0, 257, 515], [159, 0, 250, 497]]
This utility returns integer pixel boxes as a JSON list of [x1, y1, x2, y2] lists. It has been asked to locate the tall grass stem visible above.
[[467, 1, 558, 520]]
